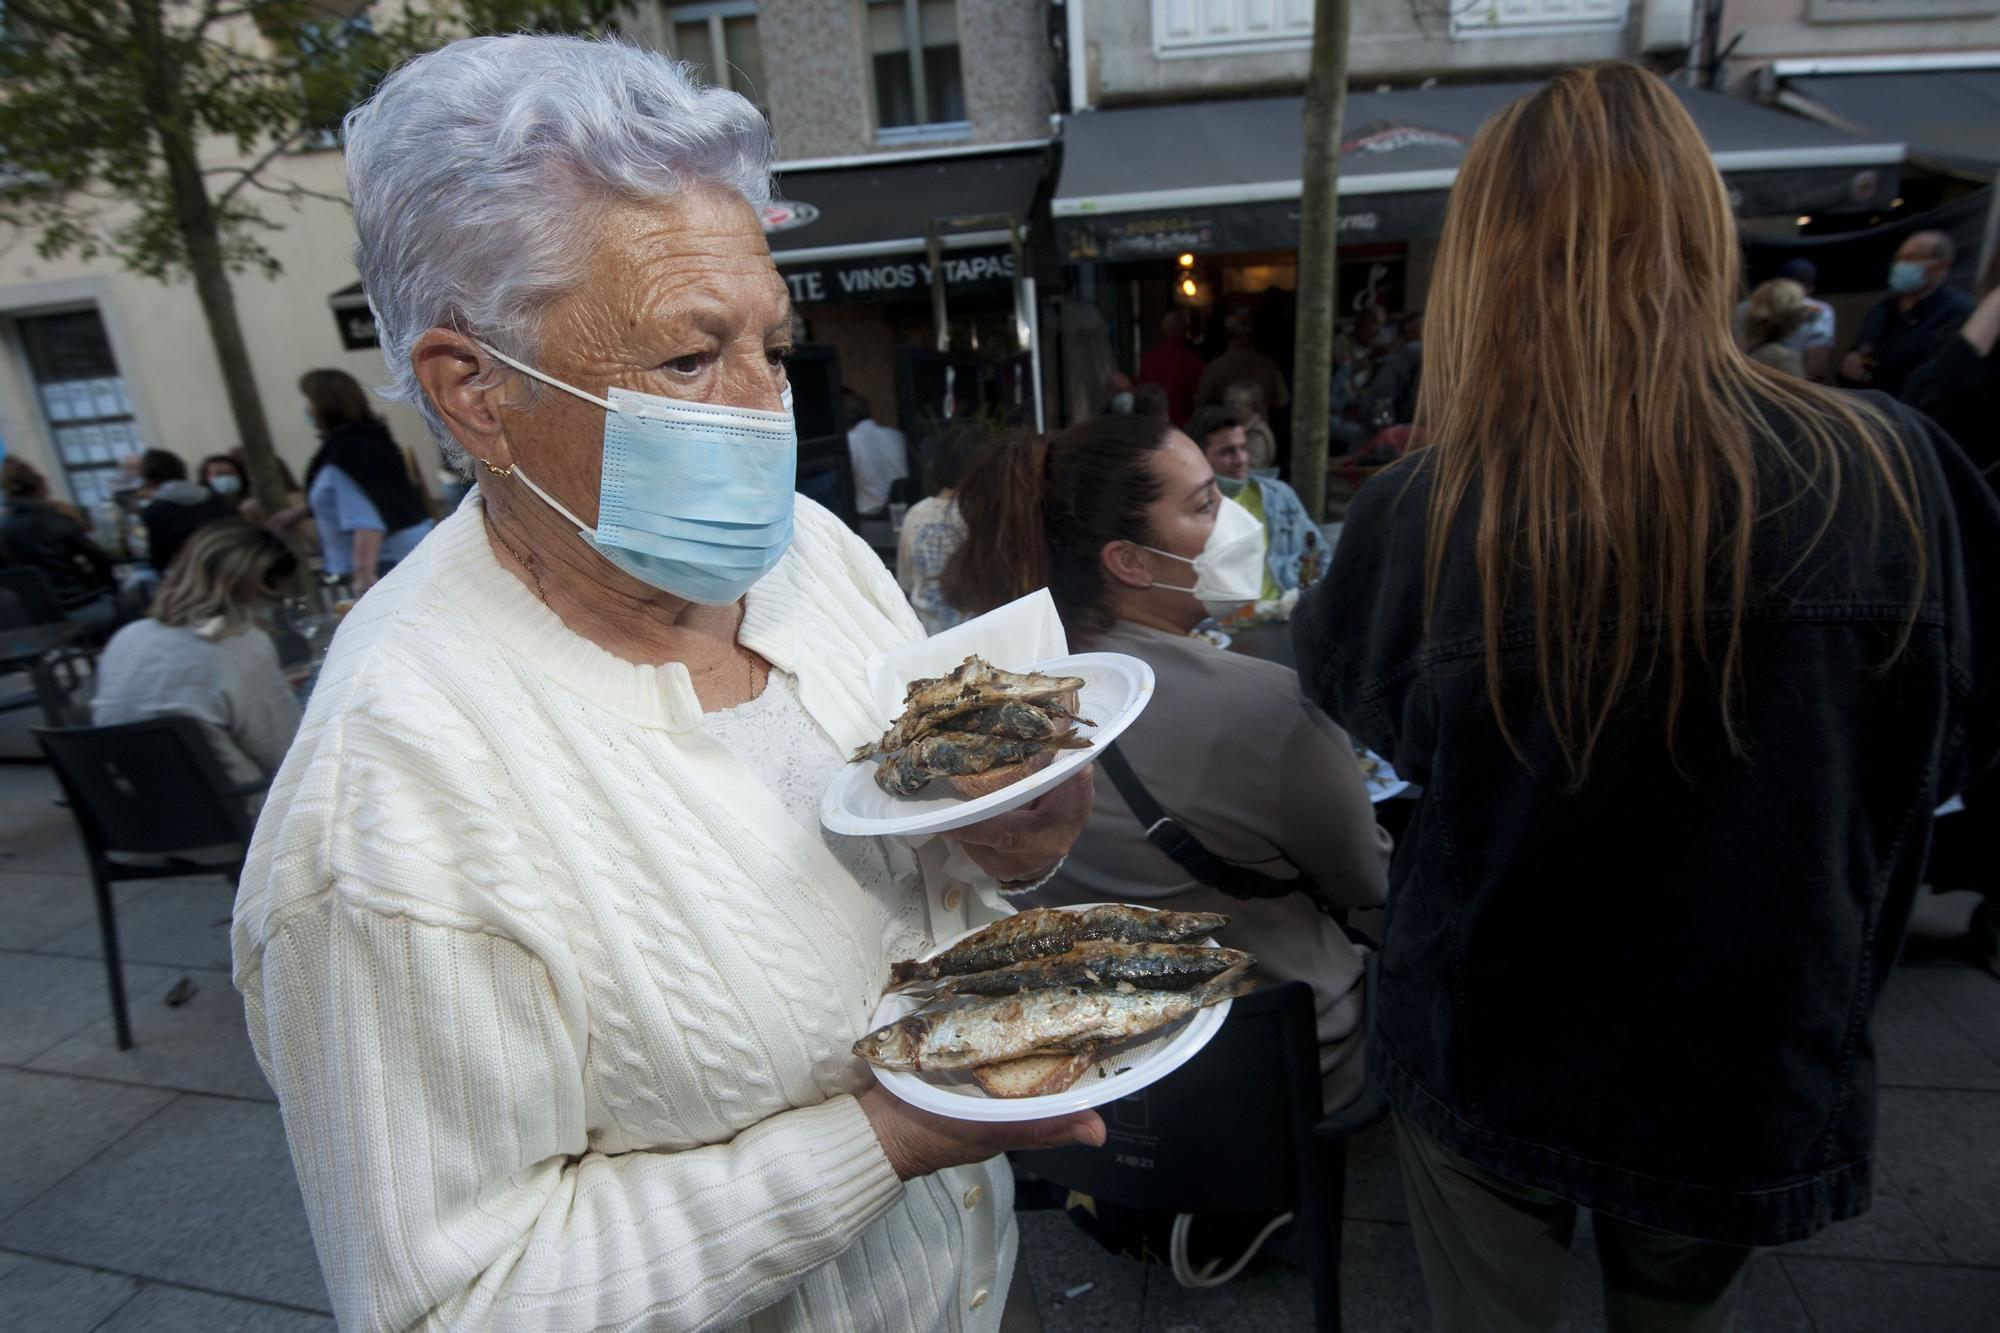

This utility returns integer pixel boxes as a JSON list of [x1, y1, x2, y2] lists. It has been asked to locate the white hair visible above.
[[342, 34, 775, 472]]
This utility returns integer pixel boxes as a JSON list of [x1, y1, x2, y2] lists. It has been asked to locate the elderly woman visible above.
[[231, 35, 1099, 1333]]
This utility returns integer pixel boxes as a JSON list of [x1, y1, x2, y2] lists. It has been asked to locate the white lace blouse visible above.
[[703, 668, 935, 963]]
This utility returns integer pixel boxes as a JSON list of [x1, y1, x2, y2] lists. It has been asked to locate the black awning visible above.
[[1775, 67, 2000, 177], [328, 281, 376, 350], [764, 147, 1046, 257], [1053, 83, 1903, 260], [762, 147, 1047, 305]]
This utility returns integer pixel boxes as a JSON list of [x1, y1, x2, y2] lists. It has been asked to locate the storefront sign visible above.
[[1061, 193, 1451, 261], [780, 246, 1015, 306]]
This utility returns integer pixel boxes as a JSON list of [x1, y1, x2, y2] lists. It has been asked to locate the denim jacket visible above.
[[1292, 395, 2000, 1245]]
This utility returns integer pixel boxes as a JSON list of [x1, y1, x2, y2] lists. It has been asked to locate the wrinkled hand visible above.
[[858, 1083, 1105, 1181], [941, 766, 1094, 886], [1840, 349, 1875, 384]]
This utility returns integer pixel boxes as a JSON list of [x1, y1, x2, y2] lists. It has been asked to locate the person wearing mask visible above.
[[0, 457, 121, 629], [200, 453, 249, 503], [137, 449, 236, 574], [1294, 65, 2000, 1331], [839, 387, 909, 518], [1136, 309, 1206, 426], [1905, 273, 2000, 474], [1840, 230, 1975, 398], [235, 37, 1099, 1332], [92, 520, 302, 795], [896, 424, 984, 636], [943, 414, 1388, 1110], [1195, 308, 1289, 415], [300, 367, 435, 595], [1188, 405, 1313, 597], [1735, 258, 1836, 381], [1221, 381, 1279, 471], [1739, 278, 1810, 378]]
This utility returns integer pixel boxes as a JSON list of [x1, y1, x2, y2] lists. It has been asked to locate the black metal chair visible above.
[[34, 717, 265, 1049], [1017, 976, 1387, 1333], [0, 564, 99, 696]]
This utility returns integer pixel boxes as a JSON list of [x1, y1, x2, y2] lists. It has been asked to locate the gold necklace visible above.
[[487, 517, 551, 607]]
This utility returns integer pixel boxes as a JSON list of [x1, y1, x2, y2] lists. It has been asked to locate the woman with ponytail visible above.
[[945, 418, 1390, 1110], [1294, 63, 2000, 1328]]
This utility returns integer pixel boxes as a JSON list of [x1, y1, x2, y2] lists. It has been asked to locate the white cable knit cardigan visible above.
[[232, 494, 1017, 1332]]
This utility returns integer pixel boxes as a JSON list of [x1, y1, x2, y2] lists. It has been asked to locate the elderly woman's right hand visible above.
[[857, 1083, 1105, 1181]]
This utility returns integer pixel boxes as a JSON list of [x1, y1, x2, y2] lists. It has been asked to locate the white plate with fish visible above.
[[1357, 748, 1412, 804], [854, 904, 1245, 1123], [821, 652, 1155, 838]]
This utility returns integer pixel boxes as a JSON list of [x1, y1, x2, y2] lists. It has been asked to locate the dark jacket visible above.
[[1904, 331, 1997, 475], [1292, 395, 2000, 1245], [306, 420, 430, 537], [0, 499, 115, 610], [1846, 285, 1975, 399], [140, 481, 236, 575]]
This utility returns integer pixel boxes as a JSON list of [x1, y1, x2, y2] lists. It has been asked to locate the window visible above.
[[662, 2, 767, 113], [1451, 0, 1629, 37], [1152, 0, 1315, 57], [866, 0, 967, 140], [16, 308, 143, 511]]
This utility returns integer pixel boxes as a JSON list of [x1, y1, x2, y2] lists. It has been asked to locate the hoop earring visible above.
[[477, 458, 513, 478]]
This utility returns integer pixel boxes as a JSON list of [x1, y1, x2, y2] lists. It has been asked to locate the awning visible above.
[[764, 145, 1049, 305], [1053, 83, 1903, 261], [1767, 58, 2000, 177]]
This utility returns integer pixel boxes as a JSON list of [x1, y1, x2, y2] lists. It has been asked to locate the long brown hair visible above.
[[299, 368, 379, 433], [1416, 63, 1924, 785], [942, 417, 1175, 641], [149, 520, 297, 639]]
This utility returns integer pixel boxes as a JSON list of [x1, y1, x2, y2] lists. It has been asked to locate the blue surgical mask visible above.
[[476, 342, 797, 605], [209, 474, 242, 497], [1888, 260, 1930, 295]]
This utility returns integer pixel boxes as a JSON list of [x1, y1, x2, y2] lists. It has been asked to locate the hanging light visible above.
[[1795, 215, 1813, 227], [1179, 276, 1198, 298], [1177, 252, 1196, 268]]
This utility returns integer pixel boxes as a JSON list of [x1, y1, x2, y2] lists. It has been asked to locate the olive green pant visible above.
[[1393, 1112, 1757, 1333]]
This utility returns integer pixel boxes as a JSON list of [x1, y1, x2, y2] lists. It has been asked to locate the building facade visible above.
[[0, 1, 1055, 520]]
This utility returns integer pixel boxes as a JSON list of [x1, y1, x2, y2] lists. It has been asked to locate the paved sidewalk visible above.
[[1, 732, 1994, 1331]]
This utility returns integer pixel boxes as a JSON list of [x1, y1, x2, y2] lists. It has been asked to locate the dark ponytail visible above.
[[942, 415, 1175, 644]]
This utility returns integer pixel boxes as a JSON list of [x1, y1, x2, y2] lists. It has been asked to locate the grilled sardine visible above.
[[888, 905, 1230, 988], [941, 941, 1254, 996]]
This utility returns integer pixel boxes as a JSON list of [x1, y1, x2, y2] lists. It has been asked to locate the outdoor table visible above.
[[0, 619, 84, 728]]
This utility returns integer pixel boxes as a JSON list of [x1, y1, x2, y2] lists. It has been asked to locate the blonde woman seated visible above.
[[92, 520, 303, 792], [1741, 278, 1811, 378]]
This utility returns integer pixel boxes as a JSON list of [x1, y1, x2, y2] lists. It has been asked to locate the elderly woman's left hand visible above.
[[940, 766, 1094, 886]]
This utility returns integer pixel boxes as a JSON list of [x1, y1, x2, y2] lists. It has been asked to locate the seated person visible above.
[[93, 520, 303, 797], [1221, 380, 1278, 470], [138, 448, 236, 574], [0, 457, 122, 631], [1187, 405, 1315, 596], [943, 413, 1390, 1108]]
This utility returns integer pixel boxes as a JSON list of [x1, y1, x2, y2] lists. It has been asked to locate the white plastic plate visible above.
[[821, 652, 1155, 838], [863, 904, 1235, 1123]]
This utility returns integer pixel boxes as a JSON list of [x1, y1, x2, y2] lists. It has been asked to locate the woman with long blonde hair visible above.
[[1294, 63, 2000, 1329], [93, 520, 303, 792]]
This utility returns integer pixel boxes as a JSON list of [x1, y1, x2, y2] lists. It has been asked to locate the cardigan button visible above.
[[963, 1184, 984, 1209], [969, 1288, 990, 1309], [942, 885, 965, 912]]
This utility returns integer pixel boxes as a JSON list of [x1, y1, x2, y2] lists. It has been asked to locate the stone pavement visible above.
[[0, 720, 1994, 1331]]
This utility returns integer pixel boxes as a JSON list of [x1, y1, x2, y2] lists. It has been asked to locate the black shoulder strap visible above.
[[1096, 740, 1314, 904]]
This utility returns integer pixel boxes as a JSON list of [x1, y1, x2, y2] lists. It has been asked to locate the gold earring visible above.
[[477, 458, 513, 478]]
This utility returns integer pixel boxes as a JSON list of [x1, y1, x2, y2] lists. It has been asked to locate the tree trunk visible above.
[[127, 0, 288, 520], [1290, 0, 1352, 525]]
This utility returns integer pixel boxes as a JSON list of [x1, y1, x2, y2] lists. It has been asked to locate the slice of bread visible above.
[[945, 745, 1058, 799], [972, 1049, 1095, 1098]]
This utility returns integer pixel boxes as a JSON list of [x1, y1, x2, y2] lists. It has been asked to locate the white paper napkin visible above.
[[865, 589, 1071, 730]]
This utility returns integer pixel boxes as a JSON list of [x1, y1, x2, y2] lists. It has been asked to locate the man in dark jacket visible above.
[[1839, 231, 1975, 399], [137, 449, 235, 574], [0, 458, 120, 630], [1905, 278, 2000, 475]]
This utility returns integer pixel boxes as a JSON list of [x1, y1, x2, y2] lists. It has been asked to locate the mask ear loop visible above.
[[473, 339, 617, 411]]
